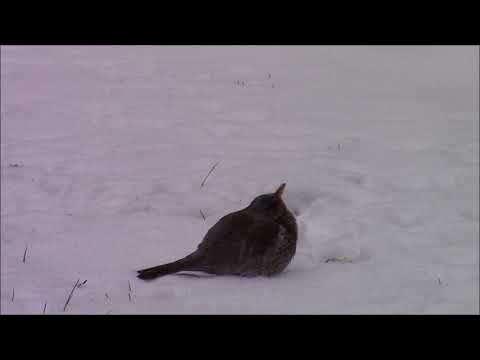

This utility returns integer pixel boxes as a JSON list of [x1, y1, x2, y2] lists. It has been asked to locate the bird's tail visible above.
[[137, 252, 202, 280]]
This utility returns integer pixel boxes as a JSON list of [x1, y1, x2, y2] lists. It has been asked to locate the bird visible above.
[[137, 183, 297, 280]]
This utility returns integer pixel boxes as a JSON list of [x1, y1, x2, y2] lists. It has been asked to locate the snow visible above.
[[1, 45, 478, 314]]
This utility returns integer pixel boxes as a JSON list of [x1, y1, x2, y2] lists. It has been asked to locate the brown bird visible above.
[[137, 183, 297, 280]]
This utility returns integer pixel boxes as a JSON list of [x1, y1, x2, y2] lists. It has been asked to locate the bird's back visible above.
[[195, 210, 281, 275], [195, 208, 297, 276]]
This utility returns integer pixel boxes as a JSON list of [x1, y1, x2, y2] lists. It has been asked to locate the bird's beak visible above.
[[275, 183, 286, 198]]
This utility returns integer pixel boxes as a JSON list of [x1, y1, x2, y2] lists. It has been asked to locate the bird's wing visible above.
[[197, 211, 252, 251], [198, 212, 280, 264]]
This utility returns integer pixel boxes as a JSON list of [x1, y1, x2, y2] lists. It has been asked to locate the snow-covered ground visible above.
[[1, 46, 478, 314]]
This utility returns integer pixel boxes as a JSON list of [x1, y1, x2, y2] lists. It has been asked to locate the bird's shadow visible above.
[[175, 271, 290, 280], [175, 271, 217, 278]]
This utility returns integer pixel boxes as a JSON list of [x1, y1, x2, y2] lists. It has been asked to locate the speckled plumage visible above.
[[137, 184, 298, 280]]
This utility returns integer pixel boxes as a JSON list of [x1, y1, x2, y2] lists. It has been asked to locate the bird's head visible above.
[[248, 183, 288, 220]]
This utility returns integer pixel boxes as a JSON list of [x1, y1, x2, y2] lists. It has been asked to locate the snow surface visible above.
[[1, 45, 478, 314]]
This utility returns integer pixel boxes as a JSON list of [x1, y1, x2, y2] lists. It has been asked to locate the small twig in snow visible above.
[[42, 302, 47, 314], [200, 209, 206, 221], [11, 288, 14, 302], [438, 277, 442, 285], [22, 246, 28, 263], [200, 162, 219, 187], [77, 280, 87, 288], [128, 281, 133, 302], [105, 293, 110, 300], [63, 279, 80, 312]]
